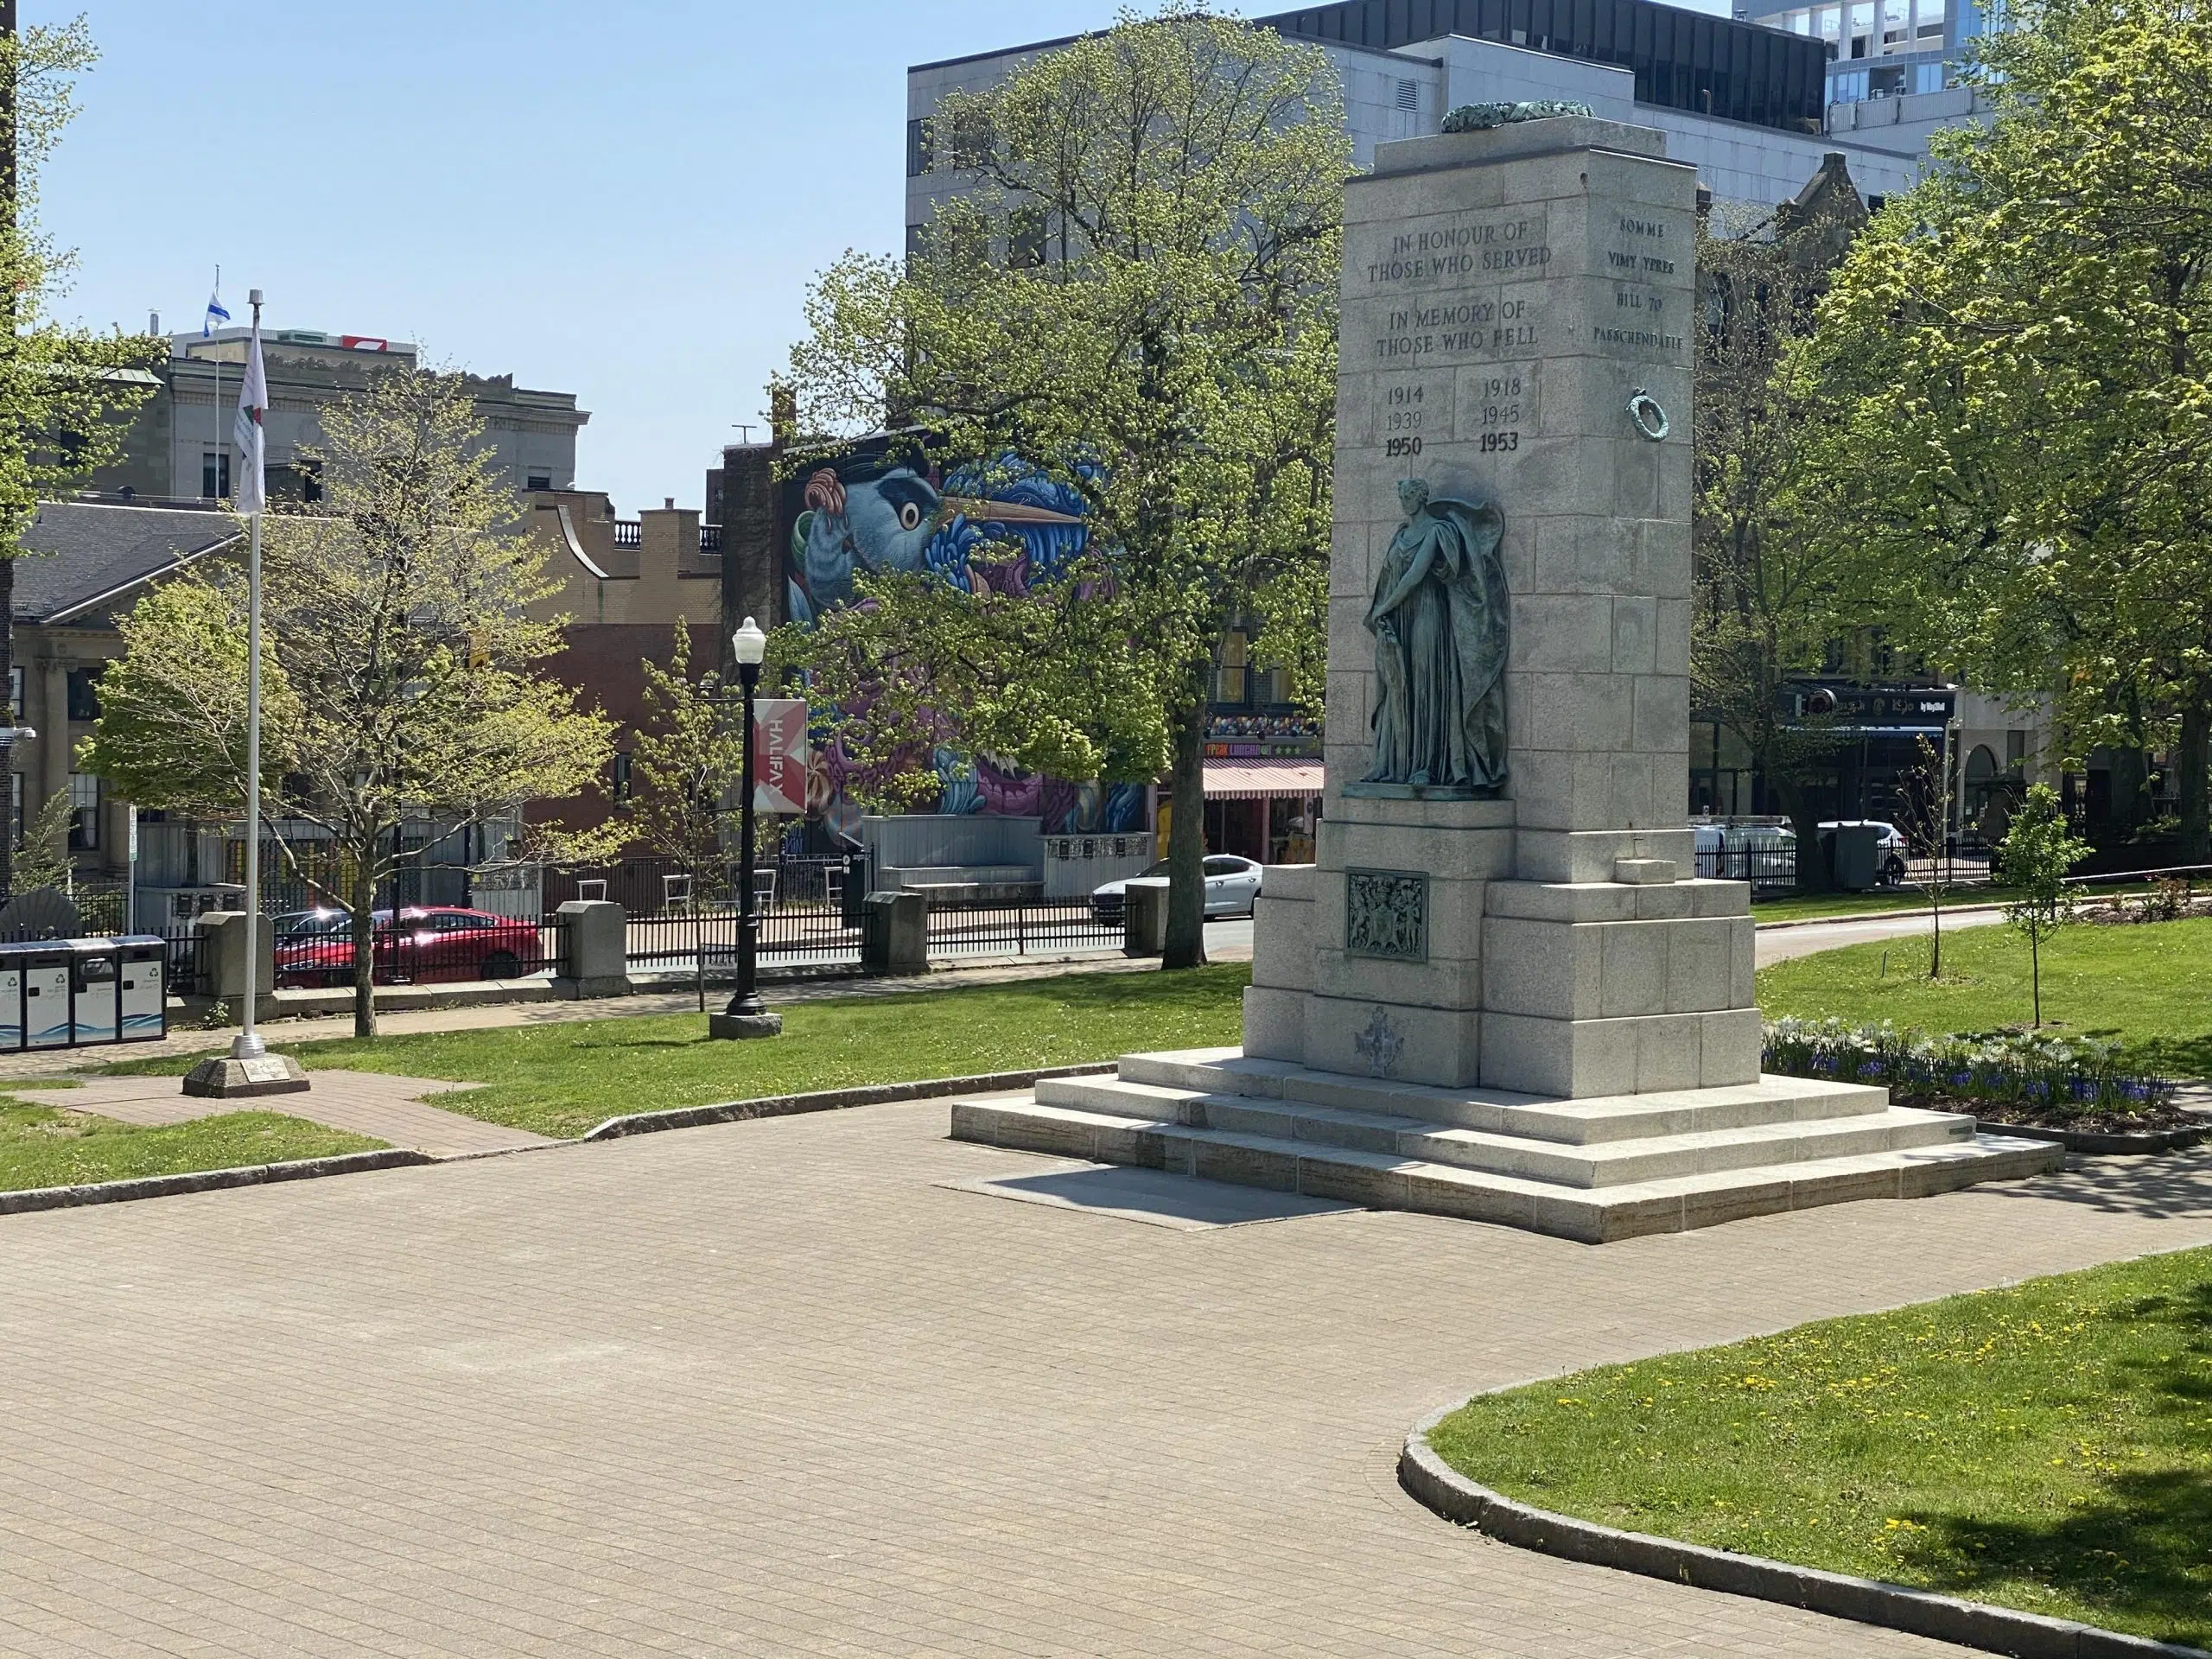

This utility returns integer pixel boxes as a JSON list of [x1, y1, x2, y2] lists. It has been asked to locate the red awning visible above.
[[1202, 759, 1325, 800]]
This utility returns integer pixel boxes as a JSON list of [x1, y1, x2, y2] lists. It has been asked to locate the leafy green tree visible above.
[[0, 12, 162, 899], [1690, 185, 1866, 892], [633, 621, 745, 1011], [85, 367, 615, 1038], [1999, 784, 2091, 1027], [1797, 0, 2212, 858], [780, 4, 1348, 967]]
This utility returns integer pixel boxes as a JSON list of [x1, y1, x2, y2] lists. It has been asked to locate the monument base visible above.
[[181, 1053, 311, 1099], [948, 1048, 2062, 1244]]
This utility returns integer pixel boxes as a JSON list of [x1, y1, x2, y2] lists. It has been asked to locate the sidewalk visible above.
[[0, 944, 1232, 1082]]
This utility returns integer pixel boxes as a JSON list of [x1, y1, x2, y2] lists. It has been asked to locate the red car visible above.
[[273, 906, 545, 987]]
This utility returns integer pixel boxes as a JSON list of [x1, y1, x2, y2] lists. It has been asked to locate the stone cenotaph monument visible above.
[[953, 115, 2057, 1241]]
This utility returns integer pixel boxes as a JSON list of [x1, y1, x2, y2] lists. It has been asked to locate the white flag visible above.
[[233, 315, 267, 515]]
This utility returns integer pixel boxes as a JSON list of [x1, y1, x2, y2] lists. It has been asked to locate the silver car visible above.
[[1091, 855, 1266, 921]]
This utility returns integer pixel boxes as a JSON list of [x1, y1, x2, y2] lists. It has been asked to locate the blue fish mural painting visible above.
[[782, 448, 1149, 840]]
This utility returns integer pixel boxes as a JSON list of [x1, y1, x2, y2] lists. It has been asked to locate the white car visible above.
[[1091, 855, 1265, 921]]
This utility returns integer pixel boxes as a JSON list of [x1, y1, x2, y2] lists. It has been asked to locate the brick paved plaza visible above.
[[2, 1103, 2207, 1657]]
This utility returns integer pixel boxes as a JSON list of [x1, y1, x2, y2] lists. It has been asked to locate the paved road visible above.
[[2, 1101, 2206, 1656], [1757, 905, 2006, 967]]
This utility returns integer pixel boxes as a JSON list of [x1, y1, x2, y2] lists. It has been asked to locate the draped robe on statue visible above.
[[1363, 487, 1509, 791]]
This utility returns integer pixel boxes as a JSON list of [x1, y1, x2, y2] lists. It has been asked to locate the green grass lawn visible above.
[[1758, 915, 2212, 1077], [1429, 1247, 2212, 1648], [1751, 891, 1984, 925], [0, 1094, 383, 1194], [101, 963, 1255, 1140]]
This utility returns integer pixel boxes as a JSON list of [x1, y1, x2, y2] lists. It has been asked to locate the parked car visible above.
[[1817, 820, 1910, 884], [1091, 855, 1266, 922], [1691, 821, 1798, 885], [273, 906, 544, 987]]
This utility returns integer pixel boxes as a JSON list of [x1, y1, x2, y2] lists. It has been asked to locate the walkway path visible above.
[[29, 1071, 548, 1159], [0, 1101, 2205, 1656], [1757, 904, 2005, 966]]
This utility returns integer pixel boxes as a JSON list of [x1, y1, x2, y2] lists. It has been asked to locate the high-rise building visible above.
[[906, 0, 1955, 232]]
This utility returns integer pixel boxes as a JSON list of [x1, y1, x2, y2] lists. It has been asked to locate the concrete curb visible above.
[[582, 1063, 1121, 1141], [1992, 1122, 2212, 1156], [1399, 1401, 2209, 1659], [0, 1148, 435, 1217]]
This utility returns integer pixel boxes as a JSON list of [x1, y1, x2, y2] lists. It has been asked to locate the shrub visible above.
[[1762, 1016, 2171, 1118]]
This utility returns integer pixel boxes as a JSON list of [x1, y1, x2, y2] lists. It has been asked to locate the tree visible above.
[[1690, 178, 1866, 893], [1797, 0, 2212, 859], [1999, 783, 2090, 1027], [0, 10, 162, 901], [1894, 732, 1962, 977], [85, 367, 615, 1038], [633, 621, 745, 1013], [781, 4, 1348, 968]]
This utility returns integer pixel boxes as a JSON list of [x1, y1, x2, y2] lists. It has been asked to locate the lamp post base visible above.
[[181, 1053, 311, 1098], [708, 1010, 784, 1041]]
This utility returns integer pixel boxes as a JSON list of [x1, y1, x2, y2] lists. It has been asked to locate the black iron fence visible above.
[[926, 899, 1123, 958]]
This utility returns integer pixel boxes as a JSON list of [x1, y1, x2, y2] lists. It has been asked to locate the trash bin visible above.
[[0, 940, 28, 1052], [1831, 824, 1884, 893], [21, 945, 72, 1049], [118, 935, 167, 1043], [67, 938, 121, 1046]]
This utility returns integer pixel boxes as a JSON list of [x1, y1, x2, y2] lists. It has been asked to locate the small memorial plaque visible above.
[[240, 1056, 296, 1084], [1345, 868, 1428, 963]]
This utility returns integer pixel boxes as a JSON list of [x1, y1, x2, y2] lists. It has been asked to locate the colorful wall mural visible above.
[[779, 441, 1150, 843]]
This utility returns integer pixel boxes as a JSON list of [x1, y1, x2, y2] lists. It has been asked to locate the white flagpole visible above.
[[233, 290, 265, 1062]]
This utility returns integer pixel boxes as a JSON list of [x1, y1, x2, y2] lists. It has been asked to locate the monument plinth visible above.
[[950, 118, 2059, 1241]]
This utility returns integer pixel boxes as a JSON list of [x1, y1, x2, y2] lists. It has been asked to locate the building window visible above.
[[202, 450, 231, 500], [610, 751, 633, 804], [948, 108, 993, 169], [1008, 206, 1046, 269], [8, 666, 19, 720], [2006, 729, 2027, 771], [67, 772, 99, 852], [906, 115, 933, 178], [297, 460, 322, 503], [906, 222, 929, 265], [66, 667, 102, 722], [526, 473, 552, 492], [1211, 631, 1249, 707]]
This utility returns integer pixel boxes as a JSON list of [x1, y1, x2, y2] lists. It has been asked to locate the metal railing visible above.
[[925, 898, 1123, 958]]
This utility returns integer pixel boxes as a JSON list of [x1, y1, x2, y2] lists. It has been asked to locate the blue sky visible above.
[[34, 1, 1721, 512]]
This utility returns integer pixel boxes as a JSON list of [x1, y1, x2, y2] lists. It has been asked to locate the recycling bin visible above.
[[0, 941, 25, 1052], [67, 939, 119, 1046], [21, 946, 72, 1049], [118, 936, 167, 1043]]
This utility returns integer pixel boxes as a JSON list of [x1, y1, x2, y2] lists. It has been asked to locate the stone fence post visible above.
[[550, 900, 632, 999], [194, 910, 273, 1025], [861, 890, 928, 976]]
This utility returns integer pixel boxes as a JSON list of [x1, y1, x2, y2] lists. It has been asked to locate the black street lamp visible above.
[[709, 616, 782, 1040]]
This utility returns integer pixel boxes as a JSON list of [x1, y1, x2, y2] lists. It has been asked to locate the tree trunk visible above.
[[1774, 777, 1831, 894], [1163, 700, 1208, 970], [2176, 696, 2209, 866], [2030, 931, 2042, 1028], [351, 855, 378, 1040], [2107, 745, 2151, 841]]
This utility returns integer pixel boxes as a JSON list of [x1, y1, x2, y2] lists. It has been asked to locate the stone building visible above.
[[91, 328, 587, 506]]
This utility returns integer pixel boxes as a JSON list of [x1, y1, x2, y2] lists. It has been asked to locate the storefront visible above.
[[1199, 757, 1323, 864]]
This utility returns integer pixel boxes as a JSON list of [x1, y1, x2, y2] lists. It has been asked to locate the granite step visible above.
[[1058, 1058, 1890, 1145], [947, 1095, 2064, 1244], [1032, 1073, 1972, 1188]]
